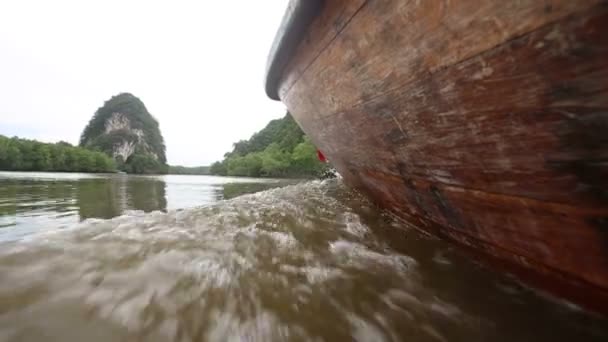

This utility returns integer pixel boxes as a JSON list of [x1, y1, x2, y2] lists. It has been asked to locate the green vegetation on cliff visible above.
[[210, 113, 328, 178], [80, 93, 168, 174], [0, 135, 116, 173]]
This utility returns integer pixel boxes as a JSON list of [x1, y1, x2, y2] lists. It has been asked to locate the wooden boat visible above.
[[265, 0, 608, 313]]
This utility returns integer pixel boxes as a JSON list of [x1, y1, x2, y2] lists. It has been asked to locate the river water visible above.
[[0, 172, 606, 341]]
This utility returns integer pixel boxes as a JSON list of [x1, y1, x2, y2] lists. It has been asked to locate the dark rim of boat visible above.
[[264, 0, 323, 101]]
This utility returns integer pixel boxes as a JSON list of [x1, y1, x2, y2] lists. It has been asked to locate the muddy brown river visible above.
[[0, 172, 606, 341]]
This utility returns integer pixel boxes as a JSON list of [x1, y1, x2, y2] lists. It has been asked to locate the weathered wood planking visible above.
[[272, 0, 608, 313], [301, 11, 608, 205], [284, 0, 603, 116], [356, 169, 608, 284], [277, 0, 367, 100]]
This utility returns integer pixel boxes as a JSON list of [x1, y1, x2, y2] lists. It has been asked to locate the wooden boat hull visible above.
[[266, 0, 608, 314]]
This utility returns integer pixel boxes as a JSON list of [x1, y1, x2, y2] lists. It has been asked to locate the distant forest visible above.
[[168, 165, 210, 175], [0, 112, 327, 178], [210, 113, 328, 178], [0, 134, 214, 175], [0, 135, 116, 173]]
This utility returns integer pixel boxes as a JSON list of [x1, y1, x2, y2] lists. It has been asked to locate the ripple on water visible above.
[[0, 179, 606, 342]]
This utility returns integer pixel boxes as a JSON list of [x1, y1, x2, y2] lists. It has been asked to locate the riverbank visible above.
[[210, 113, 329, 178], [0, 135, 116, 173]]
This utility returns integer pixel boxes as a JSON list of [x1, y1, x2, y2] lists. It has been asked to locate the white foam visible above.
[[342, 212, 370, 238], [329, 240, 417, 273]]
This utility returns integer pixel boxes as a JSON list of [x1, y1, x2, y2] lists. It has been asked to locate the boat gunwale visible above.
[[264, 0, 323, 100]]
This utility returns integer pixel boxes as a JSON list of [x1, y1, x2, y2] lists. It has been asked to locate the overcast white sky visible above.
[[0, 0, 289, 166]]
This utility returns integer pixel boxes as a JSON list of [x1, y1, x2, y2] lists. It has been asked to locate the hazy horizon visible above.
[[0, 1, 289, 166]]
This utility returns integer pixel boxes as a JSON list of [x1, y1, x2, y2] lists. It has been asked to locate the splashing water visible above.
[[0, 179, 606, 341]]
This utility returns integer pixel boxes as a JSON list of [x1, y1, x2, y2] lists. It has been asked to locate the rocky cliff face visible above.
[[80, 93, 167, 173], [103, 112, 145, 161]]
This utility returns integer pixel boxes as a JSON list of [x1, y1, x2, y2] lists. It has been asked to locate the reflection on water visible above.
[[0, 172, 293, 241], [77, 176, 168, 220]]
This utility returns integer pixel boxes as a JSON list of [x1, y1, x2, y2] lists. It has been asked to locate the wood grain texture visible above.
[[284, 0, 603, 116], [275, 0, 608, 313], [277, 0, 368, 100]]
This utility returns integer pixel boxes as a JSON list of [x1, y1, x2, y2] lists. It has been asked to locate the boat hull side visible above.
[[275, 0, 608, 313]]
